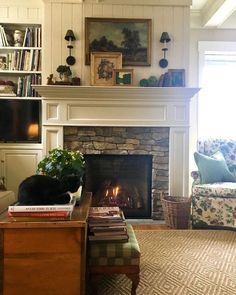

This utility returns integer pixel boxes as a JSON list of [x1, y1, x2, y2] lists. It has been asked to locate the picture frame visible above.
[[113, 69, 133, 86], [0, 54, 8, 70], [85, 17, 152, 66], [90, 52, 122, 86], [168, 69, 185, 87]]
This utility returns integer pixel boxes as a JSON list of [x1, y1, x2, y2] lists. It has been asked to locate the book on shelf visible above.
[[8, 196, 76, 213]]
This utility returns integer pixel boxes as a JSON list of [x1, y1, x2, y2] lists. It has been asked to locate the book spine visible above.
[[8, 211, 70, 217], [8, 204, 74, 212], [9, 216, 71, 222]]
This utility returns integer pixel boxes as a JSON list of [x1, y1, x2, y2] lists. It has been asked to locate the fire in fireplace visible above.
[[83, 154, 152, 218]]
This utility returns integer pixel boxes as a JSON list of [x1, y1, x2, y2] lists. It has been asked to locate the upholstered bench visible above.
[[88, 224, 141, 295]]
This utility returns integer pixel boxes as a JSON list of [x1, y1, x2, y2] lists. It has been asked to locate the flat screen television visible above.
[[0, 99, 41, 143]]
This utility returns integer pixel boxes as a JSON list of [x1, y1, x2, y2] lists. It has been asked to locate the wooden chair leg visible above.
[[90, 273, 103, 295], [126, 273, 140, 295]]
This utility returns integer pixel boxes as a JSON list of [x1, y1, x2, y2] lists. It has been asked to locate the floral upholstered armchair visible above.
[[191, 138, 236, 230]]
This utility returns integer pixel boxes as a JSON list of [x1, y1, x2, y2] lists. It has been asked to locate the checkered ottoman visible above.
[[88, 224, 141, 295]]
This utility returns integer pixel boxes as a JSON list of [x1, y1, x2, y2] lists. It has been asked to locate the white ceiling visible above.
[[191, 0, 236, 28]]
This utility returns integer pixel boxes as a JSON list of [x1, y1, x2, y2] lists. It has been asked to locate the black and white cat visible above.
[[18, 174, 81, 205]]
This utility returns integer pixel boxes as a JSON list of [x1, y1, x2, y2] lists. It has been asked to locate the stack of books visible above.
[[88, 206, 128, 242], [8, 196, 76, 222]]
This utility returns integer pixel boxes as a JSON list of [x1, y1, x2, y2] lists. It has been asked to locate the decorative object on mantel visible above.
[[47, 73, 81, 86], [139, 75, 158, 87], [159, 32, 171, 68], [65, 29, 76, 66], [113, 69, 133, 86], [90, 52, 122, 86], [55, 65, 72, 85], [47, 74, 54, 85], [168, 69, 185, 87]]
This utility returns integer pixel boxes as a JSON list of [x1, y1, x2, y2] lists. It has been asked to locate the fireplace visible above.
[[64, 126, 169, 219], [34, 85, 200, 219], [84, 154, 152, 218]]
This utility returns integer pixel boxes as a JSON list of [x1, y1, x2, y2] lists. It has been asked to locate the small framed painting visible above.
[[90, 52, 122, 86], [168, 69, 185, 87], [113, 69, 133, 86]]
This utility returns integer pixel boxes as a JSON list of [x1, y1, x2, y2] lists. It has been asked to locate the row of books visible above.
[[23, 27, 42, 48], [0, 25, 9, 47], [7, 196, 76, 222], [0, 26, 41, 47], [0, 49, 41, 72], [17, 74, 41, 97], [88, 206, 128, 243]]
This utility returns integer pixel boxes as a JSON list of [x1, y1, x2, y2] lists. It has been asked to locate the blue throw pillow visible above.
[[194, 151, 236, 184]]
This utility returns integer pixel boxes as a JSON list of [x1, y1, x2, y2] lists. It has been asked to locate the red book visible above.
[[8, 211, 70, 218]]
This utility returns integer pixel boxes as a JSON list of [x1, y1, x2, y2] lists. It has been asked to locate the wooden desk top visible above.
[[0, 192, 92, 229]]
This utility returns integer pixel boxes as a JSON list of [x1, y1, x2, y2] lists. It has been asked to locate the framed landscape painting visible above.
[[90, 52, 122, 86], [85, 17, 151, 66]]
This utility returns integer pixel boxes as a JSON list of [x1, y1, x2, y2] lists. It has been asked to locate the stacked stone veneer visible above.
[[64, 126, 169, 219]]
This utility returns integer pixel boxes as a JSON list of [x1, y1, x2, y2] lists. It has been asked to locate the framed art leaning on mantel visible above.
[[90, 52, 122, 86], [85, 17, 152, 66]]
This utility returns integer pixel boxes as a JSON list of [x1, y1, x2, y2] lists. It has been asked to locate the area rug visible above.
[[95, 230, 236, 295]]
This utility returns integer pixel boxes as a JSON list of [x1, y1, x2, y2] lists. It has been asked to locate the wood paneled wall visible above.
[[0, 0, 191, 86], [43, 1, 190, 86]]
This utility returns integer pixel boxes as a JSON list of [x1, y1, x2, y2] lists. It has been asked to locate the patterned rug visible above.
[[95, 230, 236, 295]]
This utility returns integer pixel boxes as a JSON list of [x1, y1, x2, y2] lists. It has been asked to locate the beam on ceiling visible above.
[[202, 0, 236, 27]]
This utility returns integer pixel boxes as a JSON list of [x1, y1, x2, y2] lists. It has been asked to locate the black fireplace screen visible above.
[[83, 154, 152, 218]]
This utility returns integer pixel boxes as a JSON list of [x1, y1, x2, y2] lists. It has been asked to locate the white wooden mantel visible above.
[[34, 85, 200, 197]]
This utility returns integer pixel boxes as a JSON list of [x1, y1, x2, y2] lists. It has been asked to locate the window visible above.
[[198, 42, 236, 138]]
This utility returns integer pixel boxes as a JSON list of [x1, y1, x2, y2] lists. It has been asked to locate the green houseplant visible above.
[[37, 147, 85, 180], [56, 65, 72, 81]]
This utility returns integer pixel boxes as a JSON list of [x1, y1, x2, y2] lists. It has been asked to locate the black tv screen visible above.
[[0, 99, 41, 143]]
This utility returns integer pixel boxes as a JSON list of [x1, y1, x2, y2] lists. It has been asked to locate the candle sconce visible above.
[[65, 29, 76, 66], [159, 32, 171, 68]]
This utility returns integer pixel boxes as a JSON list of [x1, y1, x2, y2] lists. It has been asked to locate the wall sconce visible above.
[[65, 29, 76, 66], [159, 32, 171, 68]]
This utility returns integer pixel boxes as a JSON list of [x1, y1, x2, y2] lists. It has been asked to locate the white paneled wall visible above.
[[43, 1, 190, 86], [0, 0, 42, 24], [0, 0, 191, 86]]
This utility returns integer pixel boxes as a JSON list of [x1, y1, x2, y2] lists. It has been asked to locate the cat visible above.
[[18, 174, 81, 205]]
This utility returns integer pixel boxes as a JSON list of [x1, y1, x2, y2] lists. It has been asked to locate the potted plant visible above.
[[56, 65, 72, 81], [37, 147, 85, 180]]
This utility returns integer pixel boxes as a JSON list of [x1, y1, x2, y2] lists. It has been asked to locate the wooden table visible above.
[[0, 192, 92, 295]]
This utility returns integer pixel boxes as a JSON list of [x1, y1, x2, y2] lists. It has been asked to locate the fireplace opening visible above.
[[83, 154, 152, 218]]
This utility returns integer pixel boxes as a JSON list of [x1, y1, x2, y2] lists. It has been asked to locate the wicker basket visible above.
[[160, 192, 191, 229]]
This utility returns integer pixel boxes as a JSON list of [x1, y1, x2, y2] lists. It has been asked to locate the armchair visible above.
[[191, 138, 236, 230]]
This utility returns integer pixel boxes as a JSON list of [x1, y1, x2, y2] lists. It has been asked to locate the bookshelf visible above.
[[0, 23, 42, 98], [0, 23, 43, 196]]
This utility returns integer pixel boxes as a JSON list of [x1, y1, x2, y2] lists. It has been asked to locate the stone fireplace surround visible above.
[[64, 126, 169, 219], [34, 85, 199, 218]]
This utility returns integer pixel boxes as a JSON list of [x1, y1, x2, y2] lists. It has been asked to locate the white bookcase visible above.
[[0, 22, 43, 197], [0, 23, 42, 98]]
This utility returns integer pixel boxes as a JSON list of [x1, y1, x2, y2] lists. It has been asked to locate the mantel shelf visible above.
[[33, 85, 200, 101]]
